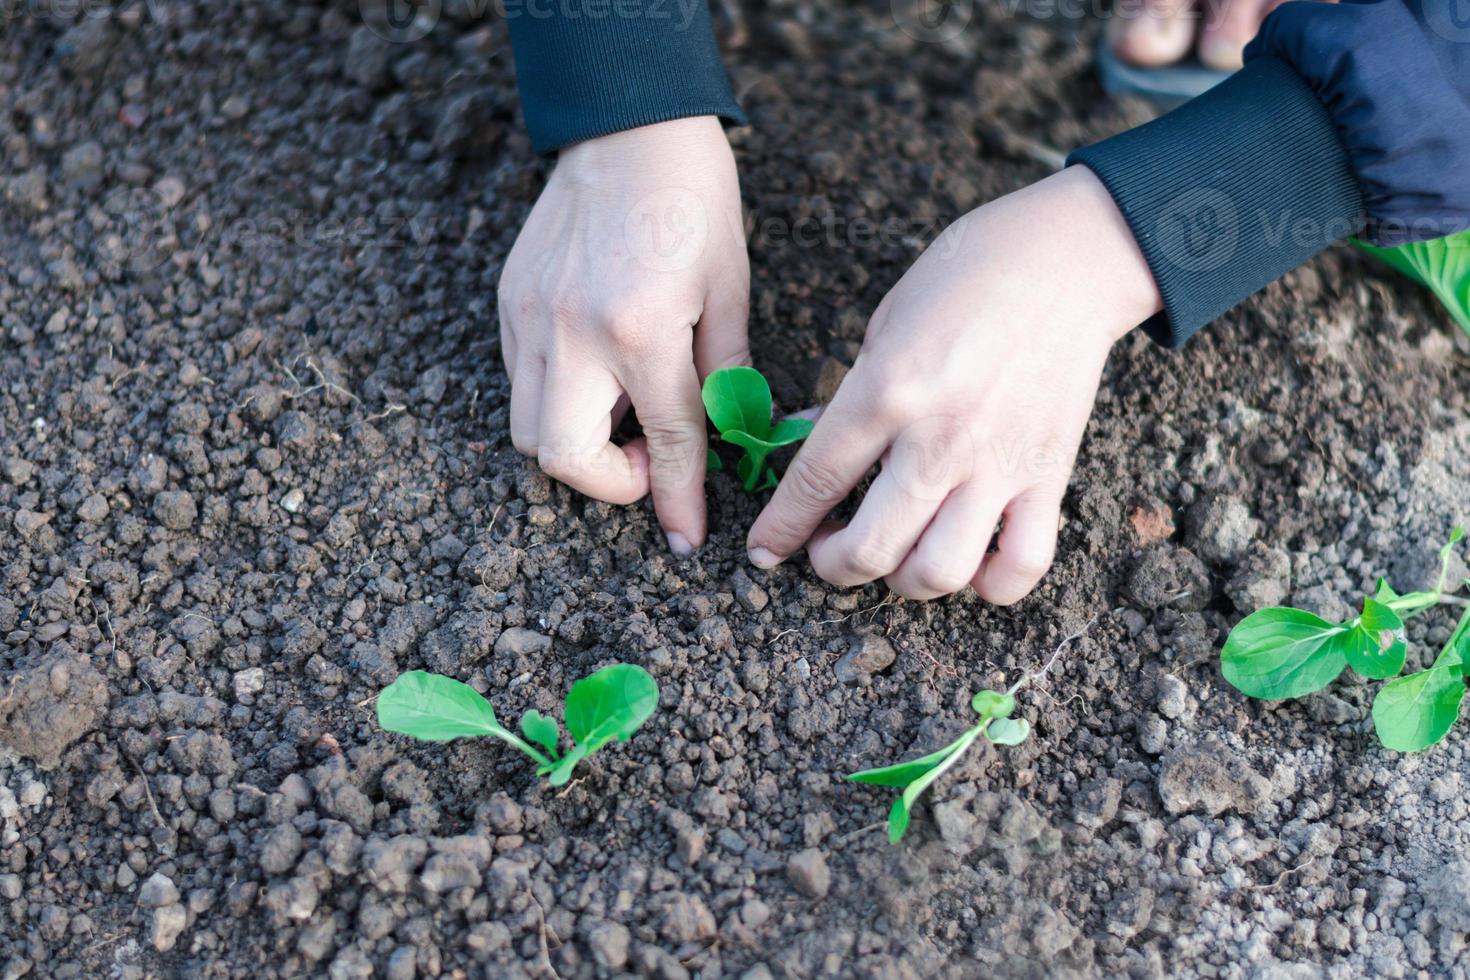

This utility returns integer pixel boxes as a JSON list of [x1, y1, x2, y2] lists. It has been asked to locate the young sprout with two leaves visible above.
[[702, 366, 813, 493], [1221, 527, 1470, 751], [377, 664, 658, 785], [848, 688, 1031, 843]]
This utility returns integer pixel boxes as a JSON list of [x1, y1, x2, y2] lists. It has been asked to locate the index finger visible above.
[[746, 397, 888, 567]]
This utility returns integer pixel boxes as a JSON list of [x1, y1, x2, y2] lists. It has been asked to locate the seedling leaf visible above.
[[886, 797, 911, 844], [706, 448, 722, 472], [378, 671, 503, 742], [1437, 526, 1466, 593], [735, 452, 777, 492], [702, 366, 772, 440], [1372, 666, 1465, 752], [767, 417, 814, 446], [520, 709, 560, 759], [847, 739, 965, 788], [564, 663, 659, 757], [1338, 598, 1407, 680], [1220, 608, 1348, 699], [985, 717, 1030, 745], [970, 690, 1015, 720], [703, 367, 812, 493]]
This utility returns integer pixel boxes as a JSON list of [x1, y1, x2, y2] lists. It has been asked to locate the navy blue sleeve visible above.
[[1248, 0, 1470, 247], [1069, 0, 1470, 347], [505, 4, 747, 154]]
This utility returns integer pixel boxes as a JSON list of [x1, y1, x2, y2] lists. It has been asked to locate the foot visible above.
[[1109, 0, 1323, 72]]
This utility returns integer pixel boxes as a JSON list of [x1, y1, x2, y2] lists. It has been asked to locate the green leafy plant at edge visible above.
[[376, 664, 659, 785], [1355, 227, 1470, 337], [702, 366, 814, 493], [1221, 527, 1470, 752]]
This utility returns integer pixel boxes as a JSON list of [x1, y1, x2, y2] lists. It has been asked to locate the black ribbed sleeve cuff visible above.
[[1067, 57, 1364, 348], [507, 7, 748, 154]]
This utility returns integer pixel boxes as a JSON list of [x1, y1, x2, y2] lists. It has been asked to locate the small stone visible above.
[[152, 490, 197, 529], [1158, 739, 1271, 815], [259, 824, 303, 876], [482, 794, 523, 834], [220, 95, 250, 120], [1319, 917, 1351, 951], [138, 872, 180, 908], [660, 893, 716, 943], [527, 505, 555, 526], [344, 27, 391, 89], [585, 921, 630, 970], [77, 494, 109, 523], [1427, 858, 1470, 932], [280, 488, 305, 513], [2, 457, 35, 485], [420, 853, 481, 893], [1185, 495, 1260, 566], [1072, 778, 1122, 830], [730, 569, 769, 613], [61, 141, 104, 189], [1226, 544, 1292, 611], [833, 633, 895, 683], [234, 668, 265, 699], [1156, 674, 1189, 719], [13, 509, 52, 539], [152, 175, 186, 209], [493, 627, 552, 658], [786, 848, 830, 899], [384, 944, 416, 980], [18, 779, 45, 807], [151, 904, 187, 951]]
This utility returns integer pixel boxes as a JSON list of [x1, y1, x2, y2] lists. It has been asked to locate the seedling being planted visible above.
[[702, 366, 813, 493], [1221, 527, 1470, 752], [848, 688, 1031, 842], [376, 664, 658, 785]]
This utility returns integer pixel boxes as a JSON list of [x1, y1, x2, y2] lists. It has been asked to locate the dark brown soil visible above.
[[2, 2, 1469, 978]]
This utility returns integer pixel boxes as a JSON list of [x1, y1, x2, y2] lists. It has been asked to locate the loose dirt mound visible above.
[[1, 2, 1468, 978]]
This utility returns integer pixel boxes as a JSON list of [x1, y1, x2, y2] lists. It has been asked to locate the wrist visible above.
[[1053, 166, 1165, 344], [557, 116, 728, 178]]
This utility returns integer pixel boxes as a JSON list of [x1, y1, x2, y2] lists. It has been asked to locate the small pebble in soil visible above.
[[786, 848, 830, 899]]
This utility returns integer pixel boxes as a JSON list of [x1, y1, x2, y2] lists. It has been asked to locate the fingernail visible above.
[[748, 547, 781, 569], [667, 532, 694, 558]]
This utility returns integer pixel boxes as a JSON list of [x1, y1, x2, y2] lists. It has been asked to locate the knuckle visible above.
[[842, 542, 900, 583], [786, 455, 847, 507], [911, 557, 970, 597], [1008, 545, 1055, 584], [600, 303, 657, 353]]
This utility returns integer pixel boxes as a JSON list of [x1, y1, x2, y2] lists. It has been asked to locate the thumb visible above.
[[693, 288, 751, 378]]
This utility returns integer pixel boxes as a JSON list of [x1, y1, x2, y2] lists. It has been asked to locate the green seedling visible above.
[[702, 366, 813, 493], [376, 663, 659, 785], [1355, 227, 1470, 337], [848, 688, 1032, 843], [1221, 527, 1470, 751]]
